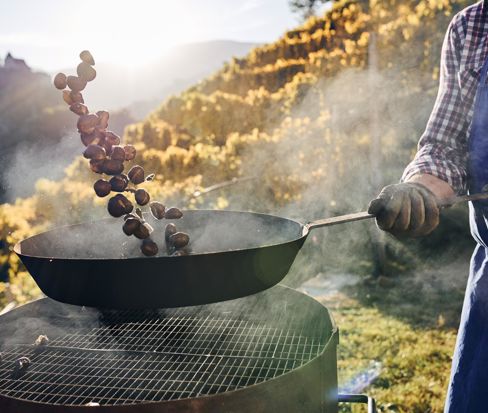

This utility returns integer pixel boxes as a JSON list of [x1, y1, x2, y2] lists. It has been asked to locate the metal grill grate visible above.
[[0, 307, 326, 406]]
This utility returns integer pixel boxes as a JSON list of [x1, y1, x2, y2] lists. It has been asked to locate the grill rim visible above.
[[0, 330, 339, 412]]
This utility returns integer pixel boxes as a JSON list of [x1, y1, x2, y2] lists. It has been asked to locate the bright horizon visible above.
[[0, 0, 310, 72]]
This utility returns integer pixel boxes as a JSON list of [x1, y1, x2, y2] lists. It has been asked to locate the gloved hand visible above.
[[368, 182, 440, 237]]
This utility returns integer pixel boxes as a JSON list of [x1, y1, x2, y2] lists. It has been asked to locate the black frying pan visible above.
[[13, 192, 487, 309]]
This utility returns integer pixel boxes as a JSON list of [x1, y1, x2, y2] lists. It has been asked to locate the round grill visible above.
[[0, 288, 333, 407]]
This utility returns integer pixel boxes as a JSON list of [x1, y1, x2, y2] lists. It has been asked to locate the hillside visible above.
[[0, 53, 73, 203]]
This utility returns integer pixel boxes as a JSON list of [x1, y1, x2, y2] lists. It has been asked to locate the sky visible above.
[[0, 0, 304, 72]]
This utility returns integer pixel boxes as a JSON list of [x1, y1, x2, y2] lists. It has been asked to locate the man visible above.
[[368, 1, 488, 411]]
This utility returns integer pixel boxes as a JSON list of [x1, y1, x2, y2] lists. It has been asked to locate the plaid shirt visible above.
[[402, 1, 488, 194]]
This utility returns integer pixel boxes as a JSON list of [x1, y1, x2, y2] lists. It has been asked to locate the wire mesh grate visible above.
[[0, 307, 326, 406]]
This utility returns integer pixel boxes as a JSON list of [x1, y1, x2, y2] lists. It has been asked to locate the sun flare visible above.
[[65, 1, 198, 69]]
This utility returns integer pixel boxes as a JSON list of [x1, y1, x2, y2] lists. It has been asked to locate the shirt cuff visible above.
[[401, 158, 465, 194]]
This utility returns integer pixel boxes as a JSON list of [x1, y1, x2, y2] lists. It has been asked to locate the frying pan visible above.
[[14, 192, 487, 309]]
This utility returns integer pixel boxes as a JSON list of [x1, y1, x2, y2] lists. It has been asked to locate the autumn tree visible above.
[[288, 0, 328, 20]]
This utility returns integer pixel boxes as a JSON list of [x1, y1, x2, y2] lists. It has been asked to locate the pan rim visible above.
[[13, 209, 308, 261]]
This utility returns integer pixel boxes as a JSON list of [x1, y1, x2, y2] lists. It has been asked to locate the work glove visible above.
[[368, 182, 440, 237]]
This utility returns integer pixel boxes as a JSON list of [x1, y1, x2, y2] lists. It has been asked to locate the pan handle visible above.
[[306, 211, 374, 230], [306, 191, 488, 231], [338, 393, 377, 413]]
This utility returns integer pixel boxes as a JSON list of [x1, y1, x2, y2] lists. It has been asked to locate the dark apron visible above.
[[445, 56, 488, 412]]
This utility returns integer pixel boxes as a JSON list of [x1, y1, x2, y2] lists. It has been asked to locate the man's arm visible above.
[[369, 14, 469, 237], [402, 13, 469, 196]]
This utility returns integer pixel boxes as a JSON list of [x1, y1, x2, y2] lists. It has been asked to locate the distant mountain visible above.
[[0, 53, 138, 203], [0, 53, 74, 203], [55, 40, 258, 117]]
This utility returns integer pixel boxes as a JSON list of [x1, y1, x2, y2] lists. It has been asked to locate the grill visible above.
[[0, 309, 325, 405], [0, 286, 376, 412]]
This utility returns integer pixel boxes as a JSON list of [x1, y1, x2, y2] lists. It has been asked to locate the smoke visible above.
[[17, 210, 302, 259], [4, 132, 80, 201], [299, 272, 361, 298], [205, 65, 439, 286]]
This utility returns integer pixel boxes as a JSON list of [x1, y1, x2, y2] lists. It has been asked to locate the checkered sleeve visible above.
[[401, 14, 469, 194]]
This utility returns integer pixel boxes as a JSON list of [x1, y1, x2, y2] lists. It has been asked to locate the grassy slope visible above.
[[334, 295, 456, 413], [326, 250, 470, 412]]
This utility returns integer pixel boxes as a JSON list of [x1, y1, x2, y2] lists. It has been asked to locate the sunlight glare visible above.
[[67, 0, 200, 69]]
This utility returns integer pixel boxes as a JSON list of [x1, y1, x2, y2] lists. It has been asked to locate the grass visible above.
[[309, 253, 469, 413]]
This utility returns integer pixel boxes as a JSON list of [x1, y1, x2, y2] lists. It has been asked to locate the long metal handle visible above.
[[306, 191, 488, 231], [307, 211, 374, 230], [438, 191, 488, 207], [338, 393, 377, 413]]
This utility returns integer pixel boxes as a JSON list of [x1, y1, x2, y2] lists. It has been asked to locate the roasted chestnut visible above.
[[110, 174, 128, 192], [149, 201, 165, 219], [83, 144, 106, 161], [70, 103, 89, 116], [94, 179, 111, 197], [77, 62, 96, 82], [135, 188, 150, 206], [134, 222, 153, 239], [124, 145, 136, 161], [62, 90, 73, 105], [77, 114, 99, 134], [34, 335, 49, 346], [80, 129, 103, 147], [111, 145, 126, 161], [108, 194, 133, 217], [102, 159, 124, 175], [104, 131, 121, 146], [98, 137, 113, 156], [128, 165, 145, 185], [89, 159, 104, 174], [169, 232, 190, 249], [53, 73, 67, 89], [97, 110, 109, 129], [80, 50, 95, 65], [141, 238, 158, 256], [164, 223, 177, 242], [67, 75, 87, 92], [165, 207, 183, 219], [123, 218, 140, 236], [70, 91, 84, 104], [14, 357, 30, 371]]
